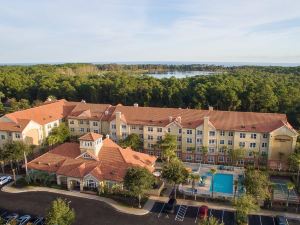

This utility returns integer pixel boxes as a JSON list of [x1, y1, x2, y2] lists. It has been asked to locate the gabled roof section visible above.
[[4, 99, 75, 125], [79, 132, 103, 141], [67, 102, 112, 120], [0, 119, 31, 132]]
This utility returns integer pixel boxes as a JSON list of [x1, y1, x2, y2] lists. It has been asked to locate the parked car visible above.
[[0, 176, 12, 186], [198, 205, 209, 220], [3, 213, 19, 224], [275, 215, 288, 225], [16, 215, 31, 225], [0, 209, 8, 217], [27, 216, 45, 225], [164, 197, 177, 213]]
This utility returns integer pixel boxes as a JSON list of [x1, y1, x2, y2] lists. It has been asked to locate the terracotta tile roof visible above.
[[67, 102, 112, 120], [79, 132, 103, 141], [3, 99, 76, 125], [27, 138, 157, 182], [0, 119, 31, 132]]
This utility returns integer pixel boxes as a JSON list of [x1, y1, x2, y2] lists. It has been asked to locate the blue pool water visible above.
[[206, 173, 233, 194]]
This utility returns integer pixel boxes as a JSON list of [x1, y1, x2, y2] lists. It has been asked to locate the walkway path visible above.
[[1, 183, 154, 216]]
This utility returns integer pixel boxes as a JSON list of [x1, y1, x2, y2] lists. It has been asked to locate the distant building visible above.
[[0, 99, 298, 168], [27, 132, 156, 191]]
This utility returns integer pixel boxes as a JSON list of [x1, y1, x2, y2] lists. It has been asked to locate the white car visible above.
[[0, 176, 12, 186]]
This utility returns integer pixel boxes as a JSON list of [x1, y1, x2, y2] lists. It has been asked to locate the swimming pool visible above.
[[206, 173, 233, 194]]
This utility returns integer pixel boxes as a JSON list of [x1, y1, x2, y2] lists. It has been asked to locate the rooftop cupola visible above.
[[79, 132, 103, 156]]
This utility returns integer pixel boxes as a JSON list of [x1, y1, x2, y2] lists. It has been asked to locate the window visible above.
[[209, 139, 215, 144], [178, 129, 182, 134], [80, 128, 84, 133], [218, 156, 224, 162], [177, 145, 182, 150], [148, 135, 153, 140], [187, 129, 192, 135], [93, 122, 98, 126], [157, 127, 162, 132], [209, 148, 214, 153], [94, 130, 99, 133], [196, 138, 202, 144], [111, 124, 116, 129], [1, 135, 5, 140], [177, 136, 182, 142], [157, 136, 162, 141], [220, 131, 225, 136], [148, 127, 153, 132], [248, 152, 253, 157], [228, 140, 233, 145], [47, 124, 51, 129], [263, 133, 268, 138], [220, 140, 225, 144], [168, 128, 171, 133], [186, 147, 193, 152], [228, 131, 234, 136], [240, 133, 246, 138], [195, 155, 202, 162], [262, 143, 268, 148], [122, 133, 127, 138], [239, 142, 245, 147], [112, 132, 116, 136], [139, 126, 143, 130], [131, 125, 136, 130], [86, 179, 97, 188], [186, 155, 192, 162], [251, 133, 257, 139], [15, 133, 21, 139], [250, 143, 256, 148], [69, 120, 74, 125], [54, 123, 58, 127], [196, 146, 201, 152], [70, 128, 75, 132], [197, 130, 202, 135], [79, 120, 84, 125], [208, 156, 214, 163], [187, 138, 192, 143], [209, 131, 215, 136], [147, 143, 154, 149], [122, 125, 126, 129]]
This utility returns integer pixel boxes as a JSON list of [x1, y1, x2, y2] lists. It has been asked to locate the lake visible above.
[[146, 70, 218, 79]]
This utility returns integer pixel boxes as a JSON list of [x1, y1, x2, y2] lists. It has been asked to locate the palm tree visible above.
[[210, 168, 217, 198], [286, 182, 295, 209], [233, 180, 239, 203], [202, 146, 208, 163], [190, 173, 200, 191]]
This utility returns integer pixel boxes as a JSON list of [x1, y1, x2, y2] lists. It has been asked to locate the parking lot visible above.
[[249, 214, 299, 225], [150, 202, 235, 225]]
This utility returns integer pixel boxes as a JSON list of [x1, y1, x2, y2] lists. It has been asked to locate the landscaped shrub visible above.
[[15, 177, 28, 188]]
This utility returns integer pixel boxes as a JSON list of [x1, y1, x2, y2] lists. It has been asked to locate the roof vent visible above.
[[133, 103, 138, 107], [169, 116, 173, 122], [106, 134, 110, 139], [104, 110, 109, 115], [81, 99, 86, 104], [177, 116, 182, 123], [241, 125, 245, 128]]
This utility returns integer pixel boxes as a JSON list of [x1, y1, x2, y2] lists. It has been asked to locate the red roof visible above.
[[27, 138, 157, 182], [79, 132, 103, 141]]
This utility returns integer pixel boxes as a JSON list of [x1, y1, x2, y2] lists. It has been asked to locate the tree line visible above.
[[0, 64, 299, 128]]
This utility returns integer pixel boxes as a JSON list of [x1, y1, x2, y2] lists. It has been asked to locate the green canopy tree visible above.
[[228, 148, 245, 166], [46, 123, 70, 146], [119, 133, 143, 151], [156, 133, 177, 163], [210, 168, 217, 198], [162, 158, 189, 199], [288, 152, 300, 187], [244, 169, 270, 201], [198, 216, 224, 225], [234, 194, 259, 225], [286, 182, 295, 208], [46, 198, 75, 225], [201, 146, 208, 163], [124, 167, 155, 208]]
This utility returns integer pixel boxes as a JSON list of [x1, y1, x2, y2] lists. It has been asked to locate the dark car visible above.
[[198, 205, 209, 220], [164, 198, 177, 213], [0, 209, 8, 217], [275, 216, 288, 225]]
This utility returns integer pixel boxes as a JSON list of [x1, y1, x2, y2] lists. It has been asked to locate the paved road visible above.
[[0, 190, 299, 225]]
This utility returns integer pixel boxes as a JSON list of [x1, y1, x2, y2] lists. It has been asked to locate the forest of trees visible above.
[[0, 63, 299, 129]]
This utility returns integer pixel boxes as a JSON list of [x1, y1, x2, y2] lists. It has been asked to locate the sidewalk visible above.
[[1, 183, 155, 216], [149, 196, 300, 220]]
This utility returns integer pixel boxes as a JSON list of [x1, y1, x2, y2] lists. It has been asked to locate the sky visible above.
[[0, 0, 300, 64]]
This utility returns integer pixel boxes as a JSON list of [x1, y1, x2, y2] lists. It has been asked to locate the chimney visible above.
[[208, 106, 213, 111], [133, 103, 138, 107], [168, 116, 173, 122], [106, 134, 110, 139], [46, 97, 52, 102], [115, 111, 121, 119], [177, 116, 181, 123], [204, 116, 209, 126]]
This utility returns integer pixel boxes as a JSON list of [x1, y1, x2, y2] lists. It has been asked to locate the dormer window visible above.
[[83, 153, 93, 160]]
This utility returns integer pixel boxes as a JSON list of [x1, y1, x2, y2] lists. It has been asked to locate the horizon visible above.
[[1, 0, 300, 63]]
